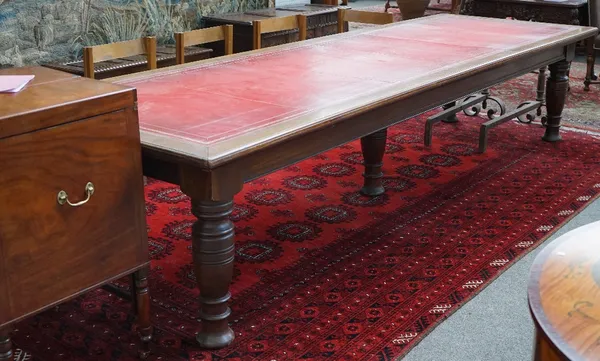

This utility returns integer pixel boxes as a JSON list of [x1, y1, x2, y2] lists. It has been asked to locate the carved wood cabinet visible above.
[[0, 66, 151, 359]]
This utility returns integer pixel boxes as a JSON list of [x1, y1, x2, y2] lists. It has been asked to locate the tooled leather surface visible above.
[[124, 15, 577, 146]]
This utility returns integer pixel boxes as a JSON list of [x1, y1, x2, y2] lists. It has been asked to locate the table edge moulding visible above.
[[111, 15, 597, 170], [107, 14, 597, 349]]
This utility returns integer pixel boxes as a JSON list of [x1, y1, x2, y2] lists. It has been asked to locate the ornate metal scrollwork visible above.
[[517, 102, 547, 125], [462, 90, 507, 120]]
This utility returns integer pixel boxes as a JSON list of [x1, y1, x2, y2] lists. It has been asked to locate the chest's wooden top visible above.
[[112, 14, 596, 167], [0, 67, 135, 139], [528, 220, 600, 361]]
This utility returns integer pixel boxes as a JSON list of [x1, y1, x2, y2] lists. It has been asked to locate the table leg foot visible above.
[[196, 327, 235, 349], [191, 199, 235, 349], [360, 128, 387, 196], [0, 327, 13, 361], [543, 60, 570, 143], [133, 267, 153, 359], [442, 102, 459, 123]]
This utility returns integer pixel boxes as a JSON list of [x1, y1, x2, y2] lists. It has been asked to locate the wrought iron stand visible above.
[[425, 86, 544, 153]]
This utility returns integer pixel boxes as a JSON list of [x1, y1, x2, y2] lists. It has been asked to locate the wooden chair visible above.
[[252, 15, 308, 50], [337, 8, 394, 33], [584, 0, 599, 91], [175, 25, 234, 64], [83, 37, 157, 79]]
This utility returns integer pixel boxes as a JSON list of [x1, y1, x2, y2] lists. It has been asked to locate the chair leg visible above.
[[451, 0, 461, 13], [584, 38, 596, 91], [132, 267, 153, 359], [0, 326, 13, 361]]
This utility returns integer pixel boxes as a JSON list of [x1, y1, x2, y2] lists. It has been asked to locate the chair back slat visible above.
[[253, 15, 307, 50], [175, 25, 234, 64], [83, 37, 157, 79], [337, 9, 394, 33]]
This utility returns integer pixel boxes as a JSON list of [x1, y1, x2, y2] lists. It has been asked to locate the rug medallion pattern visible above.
[[10, 110, 600, 361]]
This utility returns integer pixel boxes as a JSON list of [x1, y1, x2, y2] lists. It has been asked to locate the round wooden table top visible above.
[[528, 220, 600, 361]]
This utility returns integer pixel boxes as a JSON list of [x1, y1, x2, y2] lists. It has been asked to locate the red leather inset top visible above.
[[119, 15, 577, 145]]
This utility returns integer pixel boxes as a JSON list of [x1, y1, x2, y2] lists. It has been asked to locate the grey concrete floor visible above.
[[400, 189, 600, 361]]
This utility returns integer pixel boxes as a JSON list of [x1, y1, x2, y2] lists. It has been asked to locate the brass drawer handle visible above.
[[57, 182, 95, 207]]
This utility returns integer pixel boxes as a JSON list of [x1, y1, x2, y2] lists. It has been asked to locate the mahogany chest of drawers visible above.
[[0, 66, 150, 358], [202, 5, 345, 55]]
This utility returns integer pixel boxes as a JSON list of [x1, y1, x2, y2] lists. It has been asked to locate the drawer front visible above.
[[0, 107, 147, 325]]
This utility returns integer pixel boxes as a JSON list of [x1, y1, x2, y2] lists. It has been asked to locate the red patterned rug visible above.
[[493, 61, 600, 131], [10, 101, 600, 360]]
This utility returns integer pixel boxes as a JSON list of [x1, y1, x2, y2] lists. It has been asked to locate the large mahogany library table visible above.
[[111, 14, 597, 348]]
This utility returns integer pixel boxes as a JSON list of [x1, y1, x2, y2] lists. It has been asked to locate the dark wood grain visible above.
[[190, 200, 236, 348], [111, 15, 597, 347], [134, 43, 575, 348], [211, 45, 568, 171], [133, 267, 153, 358], [0, 67, 150, 358], [543, 59, 571, 142], [360, 128, 388, 196], [0, 108, 146, 326], [534, 330, 568, 361], [0, 67, 135, 140], [0, 327, 12, 361]]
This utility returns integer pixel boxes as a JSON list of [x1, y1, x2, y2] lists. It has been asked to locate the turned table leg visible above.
[[543, 60, 570, 143], [191, 199, 236, 348], [132, 267, 153, 358], [360, 128, 387, 196], [536, 66, 547, 104], [0, 326, 13, 361]]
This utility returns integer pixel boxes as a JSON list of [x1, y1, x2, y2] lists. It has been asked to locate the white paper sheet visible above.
[[0, 75, 35, 93]]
